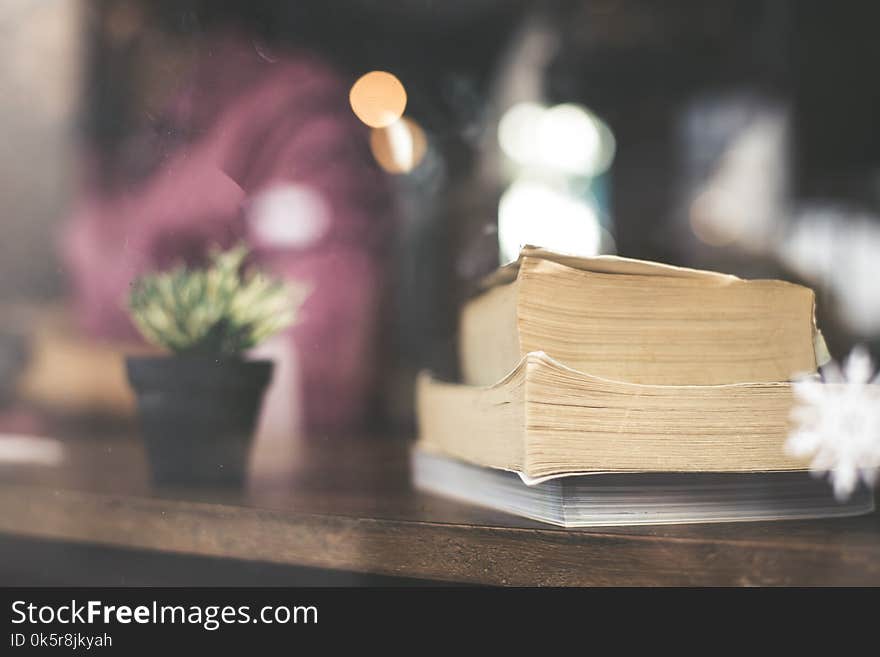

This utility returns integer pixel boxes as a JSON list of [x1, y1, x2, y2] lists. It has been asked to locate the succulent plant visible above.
[[128, 245, 308, 356]]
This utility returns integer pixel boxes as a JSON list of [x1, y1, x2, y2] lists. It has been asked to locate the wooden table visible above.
[[0, 428, 878, 586]]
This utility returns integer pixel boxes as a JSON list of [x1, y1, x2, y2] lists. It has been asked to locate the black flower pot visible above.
[[126, 356, 274, 487]]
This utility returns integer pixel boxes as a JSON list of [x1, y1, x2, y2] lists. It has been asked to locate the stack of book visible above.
[[413, 246, 875, 526]]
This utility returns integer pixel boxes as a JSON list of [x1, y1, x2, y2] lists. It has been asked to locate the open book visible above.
[[460, 246, 827, 387]]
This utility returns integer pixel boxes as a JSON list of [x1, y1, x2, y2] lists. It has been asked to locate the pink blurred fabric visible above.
[[62, 32, 394, 434]]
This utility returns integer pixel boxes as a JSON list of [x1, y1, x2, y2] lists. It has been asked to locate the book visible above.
[[417, 351, 810, 481], [460, 245, 827, 387], [412, 449, 875, 527], [415, 247, 869, 526]]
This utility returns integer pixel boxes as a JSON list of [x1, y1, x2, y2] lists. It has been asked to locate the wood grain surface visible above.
[[0, 430, 878, 585]]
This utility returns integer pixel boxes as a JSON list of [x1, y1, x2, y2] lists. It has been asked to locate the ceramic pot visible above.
[[126, 356, 273, 487]]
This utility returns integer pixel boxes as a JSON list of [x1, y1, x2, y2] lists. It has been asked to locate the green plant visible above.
[[128, 245, 308, 356]]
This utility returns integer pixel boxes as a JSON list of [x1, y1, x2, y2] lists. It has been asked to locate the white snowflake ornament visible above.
[[786, 346, 880, 501]]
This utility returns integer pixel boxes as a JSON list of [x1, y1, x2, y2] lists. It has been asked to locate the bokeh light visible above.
[[689, 187, 743, 247], [247, 183, 330, 248], [498, 180, 601, 262], [537, 104, 601, 175], [497, 102, 546, 165], [349, 71, 407, 129], [498, 102, 616, 176], [369, 117, 427, 174]]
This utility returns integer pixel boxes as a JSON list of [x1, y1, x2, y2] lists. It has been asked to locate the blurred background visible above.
[[1, 0, 880, 439]]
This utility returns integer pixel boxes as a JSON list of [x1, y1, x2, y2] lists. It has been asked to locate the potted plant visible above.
[[125, 245, 308, 487]]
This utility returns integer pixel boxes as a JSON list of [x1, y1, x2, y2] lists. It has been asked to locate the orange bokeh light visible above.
[[369, 117, 427, 174], [349, 71, 407, 129]]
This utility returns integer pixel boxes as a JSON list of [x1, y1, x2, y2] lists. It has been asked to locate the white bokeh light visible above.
[[498, 102, 546, 166], [536, 104, 601, 175], [247, 183, 330, 249], [498, 180, 601, 263], [497, 102, 615, 176]]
